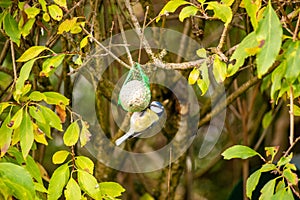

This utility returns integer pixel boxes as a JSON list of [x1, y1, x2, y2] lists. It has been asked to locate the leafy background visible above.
[[1, 0, 300, 199]]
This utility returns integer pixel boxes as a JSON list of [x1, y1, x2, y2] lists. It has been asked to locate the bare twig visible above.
[[0, 66, 13, 75], [10, 40, 17, 84], [284, 136, 300, 157], [289, 86, 294, 145], [198, 64, 277, 128], [82, 26, 131, 68], [0, 40, 9, 64], [123, 0, 156, 61], [116, 12, 134, 66], [176, 19, 190, 63], [143, 58, 206, 70], [293, 12, 300, 41], [138, 6, 149, 63]]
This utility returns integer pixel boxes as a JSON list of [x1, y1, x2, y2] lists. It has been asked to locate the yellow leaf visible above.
[[33, 123, 48, 145], [54, 0, 67, 9], [57, 18, 77, 34], [188, 68, 200, 85], [48, 4, 63, 21]]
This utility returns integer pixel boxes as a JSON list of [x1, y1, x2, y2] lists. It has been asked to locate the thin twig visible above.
[[10, 40, 17, 84], [116, 12, 134, 66], [289, 86, 294, 145], [123, 0, 156, 61], [0, 40, 9, 64], [167, 147, 172, 200], [142, 58, 206, 70], [198, 64, 277, 128], [176, 19, 190, 63], [293, 12, 300, 41], [138, 6, 149, 64], [284, 136, 300, 157], [82, 27, 131, 69]]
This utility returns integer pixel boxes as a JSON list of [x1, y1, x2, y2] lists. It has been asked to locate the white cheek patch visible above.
[[150, 106, 163, 114]]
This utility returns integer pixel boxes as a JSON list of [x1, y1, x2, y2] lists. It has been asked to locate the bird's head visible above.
[[149, 101, 164, 116]]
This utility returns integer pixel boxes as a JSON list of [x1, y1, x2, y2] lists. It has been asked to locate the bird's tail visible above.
[[115, 131, 132, 146]]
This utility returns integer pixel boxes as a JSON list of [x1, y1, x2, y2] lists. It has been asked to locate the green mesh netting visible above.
[[118, 63, 151, 112]]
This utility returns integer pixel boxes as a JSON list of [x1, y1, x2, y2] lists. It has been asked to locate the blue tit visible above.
[[115, 101, 165, 146]]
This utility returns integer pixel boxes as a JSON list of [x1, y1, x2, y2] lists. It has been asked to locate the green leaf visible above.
[[48, 4, 63, 21], [0, 102, 11, 115], [260, 163, 276, 172], [0, 0, 12, 8], [179, 5, 198, 22], [285, 163, 297, 171], [283, 168, 298, 185], [17, 46, 50, 62], [277, 153, 292, 167], [222, 145, 261, 160], [188, 67, 200, 85], [28, 91, 47, 102], [52, 150, 70, 164], [197, 62, 210, 95], [75, 156, 94, 174], [265, 146, 279, 162], [271, 188, 294, 200], [40, 54, 65, 77], [227, 32, 257, 77], [57, 18, 77, 34], [259, 179, 276, 200], [24, 6, 40, 19], [25, 155, 43, 184], [140, 193, 155, 200], [246, 169, 261, 199], [15, 59, 36, 93], [0, 114, 13, 157], [43, 13, 50, 22], [256, 2, 282, 78], [80, 120, 91, 147], [0, 162, 35, 200], [270, 62, 286, 101], [80, 35, 90, 49], [54, 0, 67, 9], [29, 105, 46, 124], [34, 182, 48, 193], [48, 163, 70, 200], [39, 105, 63, 131], [8, 108, 23, 129], [43, 91, 69, 107], [284, 41, 300, 83], [206, 2, 232, 26], [293, 105, 300, 116], [65, 178, 81, 200], [4, 14, 21, 46], [63, 121, 80, 146], [77, 169, 101, 199], [262, 110, 272, 129], [213, 55, 227, 83], [21, 18, 36, 37], [221, 0, 234, 6], [196, 48, 207, 58], [37, 121, 51, 139], [70, 22, 84, 34], [99, 182, 125, 198], [38, 0, 47, 12], [243, 0, 261, 30], [20, 111, 34, 158], [156, 0, 190, 22], [275, 178, 285, 192]]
